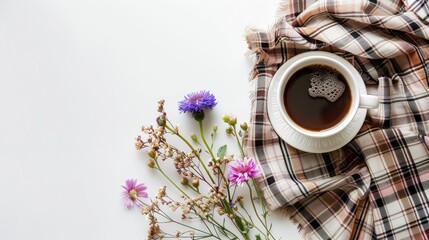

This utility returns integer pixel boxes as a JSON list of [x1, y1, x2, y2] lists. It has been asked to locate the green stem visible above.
[[198, 120, 216, 162], [198, 120, 248, 239], [246, 182, 275, 240], [252, 179, 275, 239], [232, 126, 245, 159], [165, 124, 215, 184], [206, 214, 240, 239], [252, 178, 268, 222], [201, 210, 240, 239], [198, 120, 233, 202], [166, 121, 246, 239], [137, 199, 216, 238], [222, 199, 250, 240], [234, 207, 270, 239], [154, 159, 189, 198]]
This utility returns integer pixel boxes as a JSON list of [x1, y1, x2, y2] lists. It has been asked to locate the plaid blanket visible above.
[[245, 0, 429, 239]]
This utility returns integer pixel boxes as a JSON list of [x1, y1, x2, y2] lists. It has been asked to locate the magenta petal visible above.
[[139, 192, 148, 198], [228, 157, 260, 186], [121, 179, 148, 209], [125, 179, 132, 189], [123, 197, 133, 208], [135, 183, 147, 191], [130, 179, 137, 188]]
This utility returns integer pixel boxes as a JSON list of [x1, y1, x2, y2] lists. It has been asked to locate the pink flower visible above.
[[122, 179, 148, 208], [228, 157, 260, 186]]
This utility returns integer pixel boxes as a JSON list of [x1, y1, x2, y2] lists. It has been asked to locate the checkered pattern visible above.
[[245, 0, 429, 239]]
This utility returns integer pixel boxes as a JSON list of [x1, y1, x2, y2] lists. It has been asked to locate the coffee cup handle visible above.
[[359, 94, 379, 109]]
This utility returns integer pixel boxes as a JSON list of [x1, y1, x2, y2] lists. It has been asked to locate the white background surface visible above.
[[0, 0, 300, 239]]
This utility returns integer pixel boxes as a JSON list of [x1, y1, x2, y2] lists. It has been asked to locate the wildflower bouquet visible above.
[[123, 91, 277, 240]]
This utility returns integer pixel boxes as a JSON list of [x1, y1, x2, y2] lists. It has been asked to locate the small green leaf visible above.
[[217, 145, 227, 158], [256, 235, 262, 240], [263, 211, 269, 218]]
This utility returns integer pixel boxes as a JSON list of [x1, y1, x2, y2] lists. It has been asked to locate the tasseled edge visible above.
[[244, 21, 283, 80], [278, 206, 310, 240]]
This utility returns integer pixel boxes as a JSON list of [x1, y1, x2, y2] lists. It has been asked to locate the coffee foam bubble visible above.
[[307, 65, 345, 102]]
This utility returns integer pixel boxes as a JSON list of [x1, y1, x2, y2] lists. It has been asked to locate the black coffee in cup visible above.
[[282, 64, 351, 131]]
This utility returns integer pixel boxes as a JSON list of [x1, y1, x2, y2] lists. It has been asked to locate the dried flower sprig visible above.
[[124, 91, 277, 240]]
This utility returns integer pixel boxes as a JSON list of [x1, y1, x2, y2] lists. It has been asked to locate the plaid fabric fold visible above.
[[244, 0, 429, 239]]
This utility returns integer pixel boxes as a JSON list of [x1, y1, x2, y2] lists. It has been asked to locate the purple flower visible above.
[[178, 90, 217, 114], [228, 157, 260, 186], [122, 179, 148, 208]]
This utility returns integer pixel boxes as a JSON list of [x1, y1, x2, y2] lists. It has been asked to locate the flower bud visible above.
[[156, 115, 166, 126], [190, 134, 198, 142], [147, 159, 155, 168], [157, 99, 165, 113], [148, 149, 156, 159], [135, 137, 144, 150], [192, 111, 205, 121], [229, 116, 237, 126], [181, 178, 189, 186], [226, 127, 233, 135], [213, 125, 218, 132], [240, 122, 248, 131], [222, 114, 230, 123], [192, 179, 200, 188]]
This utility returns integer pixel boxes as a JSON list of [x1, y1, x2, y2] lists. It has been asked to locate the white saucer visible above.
[[267, 56, 367, 153]]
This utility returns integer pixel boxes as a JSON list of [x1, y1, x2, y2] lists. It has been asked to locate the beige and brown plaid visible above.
[[245, 0, 429, 239]]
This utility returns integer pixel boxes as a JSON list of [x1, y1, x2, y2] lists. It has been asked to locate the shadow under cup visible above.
[[278, 56, 363, 139]]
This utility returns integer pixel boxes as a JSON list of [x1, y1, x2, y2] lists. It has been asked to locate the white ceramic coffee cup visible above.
[[277, 51, 379, 139]]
